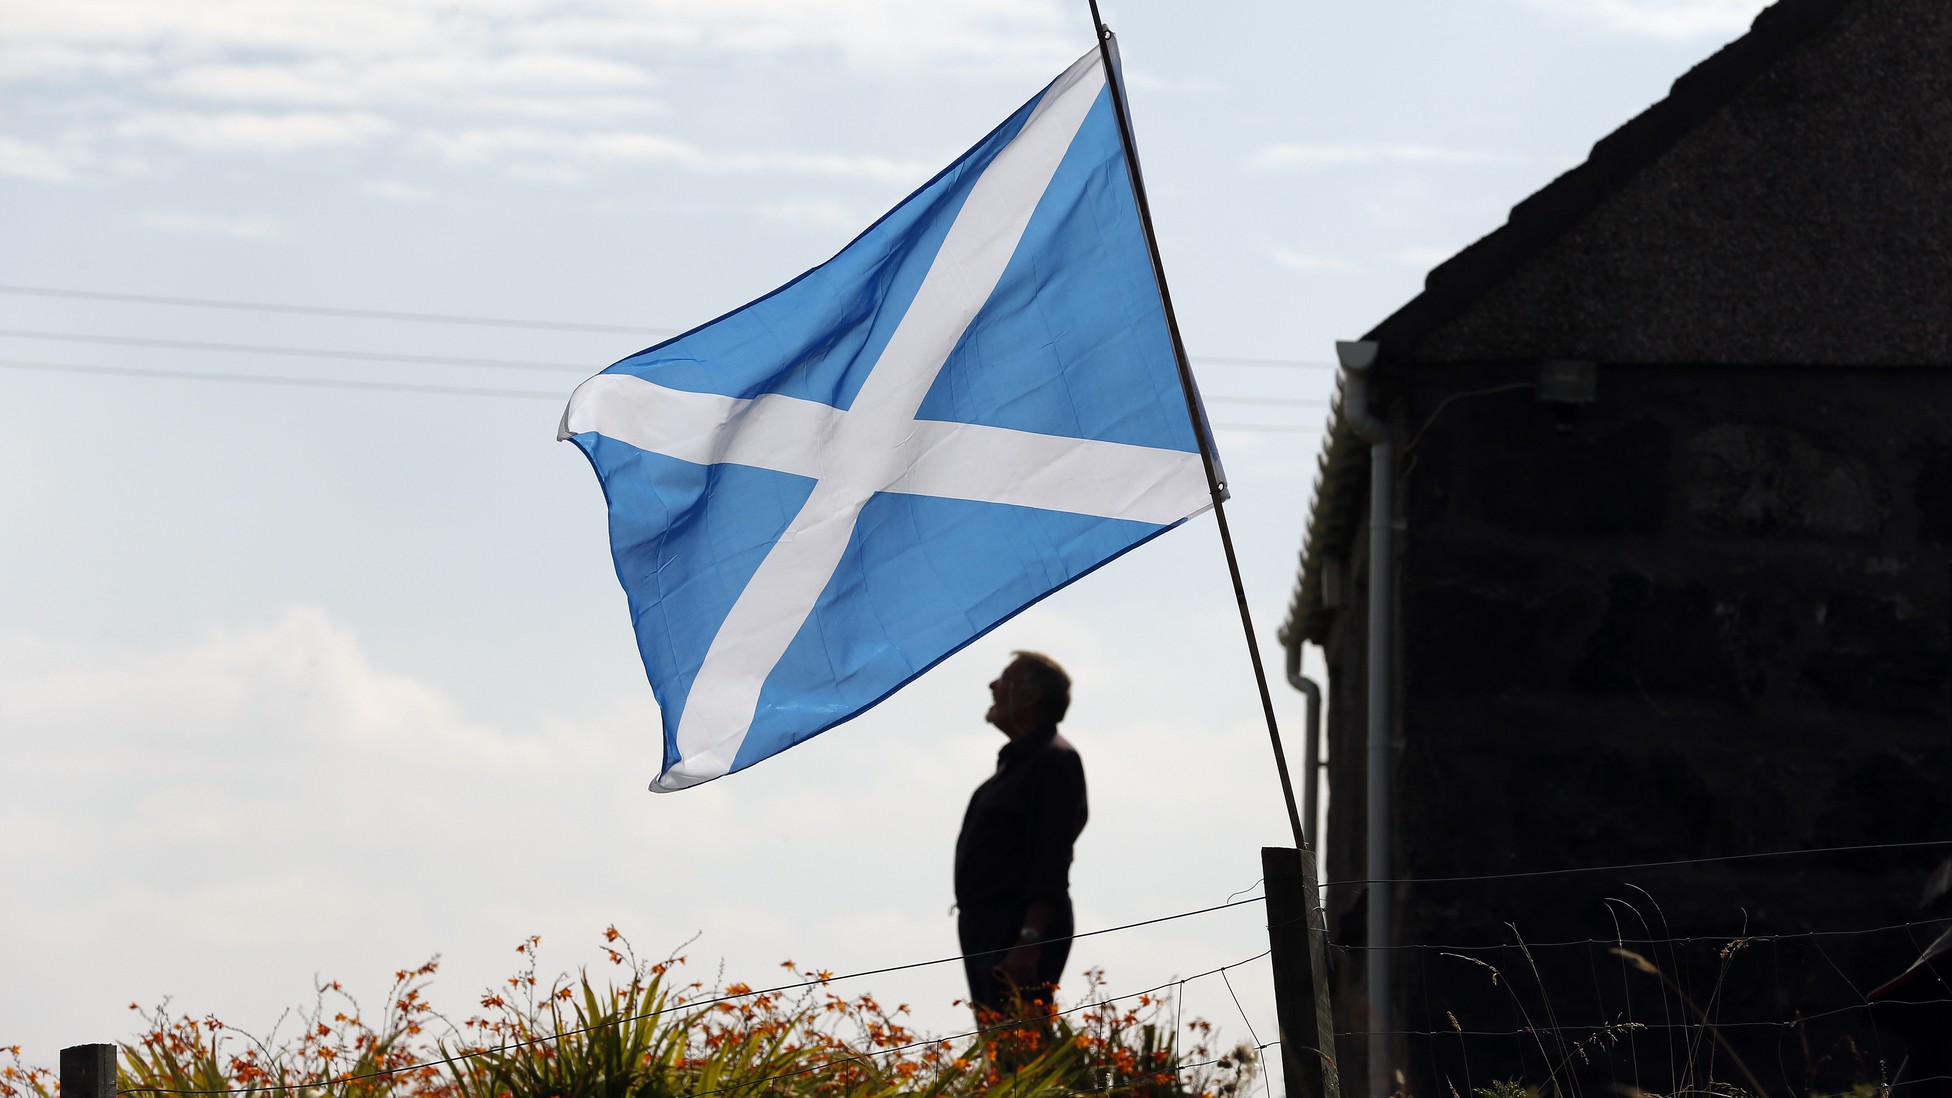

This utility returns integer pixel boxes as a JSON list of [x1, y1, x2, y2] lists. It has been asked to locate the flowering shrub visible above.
[[2, 931, 1254, 1098]]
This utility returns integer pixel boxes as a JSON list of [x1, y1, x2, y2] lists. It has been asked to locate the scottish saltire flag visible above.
[[560, 42, 1216, 791]]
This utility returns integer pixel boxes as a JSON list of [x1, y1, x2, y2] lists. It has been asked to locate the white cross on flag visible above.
[[560, 42, 1218, 791]]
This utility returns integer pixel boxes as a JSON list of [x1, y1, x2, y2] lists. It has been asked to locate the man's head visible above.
[[985, 650, 1071, 737]]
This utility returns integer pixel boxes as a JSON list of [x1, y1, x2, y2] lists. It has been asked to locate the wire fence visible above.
[[1306, 836, 1952, 1096], [26, 837, 1952, 1097], [112, 951, 1274, 1097], [16, 889, 1282, 1098]]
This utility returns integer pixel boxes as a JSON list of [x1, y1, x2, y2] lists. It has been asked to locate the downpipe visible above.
[[1281, 641, 1323, 852], [1337, 339, 1393, 1098]]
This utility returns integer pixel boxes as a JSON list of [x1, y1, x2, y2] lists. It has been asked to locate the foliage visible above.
[[1471, 1082, 1537, 1098], [1, 930, 1254, 1098]]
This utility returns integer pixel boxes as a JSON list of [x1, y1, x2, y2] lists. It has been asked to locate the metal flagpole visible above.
[[1083, 1, 1308, 855]]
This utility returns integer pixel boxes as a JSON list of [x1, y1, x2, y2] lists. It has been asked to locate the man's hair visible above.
[[1011, 650, 1071, 723]]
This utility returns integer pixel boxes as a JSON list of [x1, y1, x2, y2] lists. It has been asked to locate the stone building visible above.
[[1278, 0, 1952, 1091]]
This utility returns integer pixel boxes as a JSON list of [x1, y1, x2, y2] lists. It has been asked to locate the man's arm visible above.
[[995, 748, 1086, 997], [997, 899, 1056, 993]]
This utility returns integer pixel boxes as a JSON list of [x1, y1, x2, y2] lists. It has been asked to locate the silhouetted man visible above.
[[954, 651, 1088, 1019]]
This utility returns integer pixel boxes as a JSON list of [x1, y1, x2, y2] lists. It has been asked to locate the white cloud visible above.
[[1, 0, 475, 60], [1270, 248, 1357, 273], [423, 127, 930, 184], [2, 2, 1059, 178], [507, 0, 1071, 74], [758, 198, 859, 229], [117, 110, 394, 152], [139, 211, 279, 238], [507, 162, 587, 184], [0, 608, 618, 953], [472, 95, 665, 122], [1398, 246, 1456, 269], [358, 178, 431, 201], [163, 54, 660, 108], [3, 0, 1070, 75], [0, 44, 153, 79], [1122, 70, 1224, 96], [0, 135, 85, 181], [1251, 142, 1518, 170], [1517, 0, 1769, 40]]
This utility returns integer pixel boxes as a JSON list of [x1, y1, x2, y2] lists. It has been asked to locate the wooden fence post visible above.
[[1263, 846, 1339, 1098], [61, 1045, 117, 1098]]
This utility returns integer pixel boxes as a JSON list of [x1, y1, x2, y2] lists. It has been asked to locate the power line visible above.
[[1203, 395, 1328, 407], [0, 327, 596, 373], [0, 358, 1324, 433], [0, 329, 1335, 399], [0, 283, 1326, 368], [1195, 354, 1335, 370], [0, 358, 562, 400], [0, 284, 675, 337]]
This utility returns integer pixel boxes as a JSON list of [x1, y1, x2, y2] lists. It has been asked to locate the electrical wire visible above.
[[0, 284, 675, 337], [0, 331, 1329, 399], [1201, 395, 1328, 407], [0, 357, 1323, 432], [0, 358, 562, 400], [1193, 354, 1335, 370], [0, 284, 1325, 369], [0, 327, 597, 373]]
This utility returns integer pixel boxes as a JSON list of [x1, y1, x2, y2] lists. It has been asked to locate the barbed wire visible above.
[[1322, 916, 1952, 953], [677, 956, 1273, 1098], [1320, 836, 1952, 889], [1312, 914, 1949, 1088], [1334, 997, 1952, 1039]]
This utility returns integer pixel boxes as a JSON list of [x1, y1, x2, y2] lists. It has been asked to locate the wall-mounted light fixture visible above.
[[1538, 358, 1597, 430]]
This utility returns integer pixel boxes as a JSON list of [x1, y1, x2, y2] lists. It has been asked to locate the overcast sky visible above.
[[2, 0, 1770, 1085]]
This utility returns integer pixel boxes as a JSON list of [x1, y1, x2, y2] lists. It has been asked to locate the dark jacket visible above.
[[954, 723, 1088, 905]]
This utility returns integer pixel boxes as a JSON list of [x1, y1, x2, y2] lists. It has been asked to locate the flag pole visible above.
[[1085, 2, 1309, 854]]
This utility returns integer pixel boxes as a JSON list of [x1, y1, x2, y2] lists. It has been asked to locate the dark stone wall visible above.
[[1371, 360, 1952, 1094], [1309, 4, 1952, 1088]]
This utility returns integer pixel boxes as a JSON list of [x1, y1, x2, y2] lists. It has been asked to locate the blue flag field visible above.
[[560, 42, 1216, 791]]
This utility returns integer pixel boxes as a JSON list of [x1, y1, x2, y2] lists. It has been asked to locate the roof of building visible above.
[[1279, 0, 1863, 650]]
